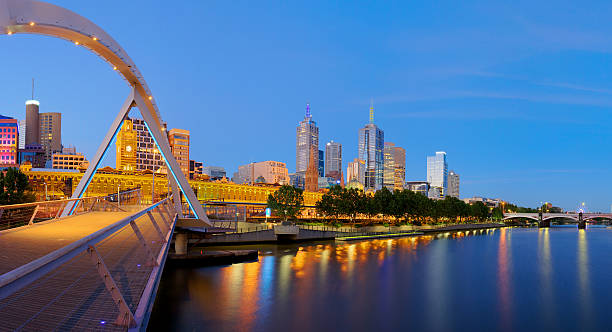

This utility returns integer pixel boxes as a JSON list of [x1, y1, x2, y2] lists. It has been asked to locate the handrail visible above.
[[0, 188, 142, 210], [0, 196, 173, 301]]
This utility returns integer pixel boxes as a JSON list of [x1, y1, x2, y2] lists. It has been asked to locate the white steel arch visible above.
[[0, 0, 210, 225]]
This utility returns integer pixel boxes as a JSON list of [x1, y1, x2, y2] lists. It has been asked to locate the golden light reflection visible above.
[[497, 228, 512, 330], [577, 229, 593, 326], [538, 227, 555, 325]]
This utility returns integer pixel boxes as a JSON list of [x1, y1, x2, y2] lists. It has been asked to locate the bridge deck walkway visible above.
[[0, 206, 173, 331], [0, 211, 133, 275]]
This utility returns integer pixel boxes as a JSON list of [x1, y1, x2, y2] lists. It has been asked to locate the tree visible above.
[[316, 185, 343, 220], [0, 168, 35, 205], [267, 185, 304, 221], [470, 201, 489, 221], [373, 187, 393, 222]]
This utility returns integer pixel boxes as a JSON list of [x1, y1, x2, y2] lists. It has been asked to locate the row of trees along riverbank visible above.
[[267, 185, 536, 225]]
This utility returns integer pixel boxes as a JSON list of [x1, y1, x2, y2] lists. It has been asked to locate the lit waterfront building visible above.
[[116, 118, 137, 171], [346, 158, 365, 186], [427, 151, 447, 198], [168, 128, 190, 177], [237, 161, 289, 185], [325, 140, 342, 181], [202, 166, 226, 180], [39, 112, 61, 163], [0, 115, 19, 166], [405, 181, 429, 196], [124, 117, 167, 172], [289, 172, 305, 189], [448, 170, 460, 198], [52, 147, 88, 170], [305, 147, 319, 192], [296, 103, 319, 176], [383, 142, 406, 190], [358, 103, 384, 191]]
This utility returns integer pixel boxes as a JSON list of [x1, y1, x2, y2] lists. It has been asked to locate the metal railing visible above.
[[0, 195, 177, 330], [0, 188, 142, 231]]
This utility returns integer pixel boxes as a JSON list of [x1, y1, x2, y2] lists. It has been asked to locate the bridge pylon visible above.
[[578, 212, 586, 229]]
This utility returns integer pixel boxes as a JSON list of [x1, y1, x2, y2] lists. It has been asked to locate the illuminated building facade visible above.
[[39, 112, 62, 163], [296, 103, 319, 175], [448, 170, 460, 198], [358, 103, 384, 191], [346, 158, 365, 185], [427, 151, 448, 198], [23, 168, 321, 206], [190, 160, 204, 179], [130, 117, 167, 172], [237, 161, 289, 185], [168, 128, 190, 177], [383, 142, 406, 190], [116, 118, 137, 171], [25, 99, 39, 146], [0, 115, 19, 166], [325, 140, 342, 180], [52, 147, 88, 170]]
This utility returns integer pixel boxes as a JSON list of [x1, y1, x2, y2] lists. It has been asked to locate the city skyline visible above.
[[2, 0, 612, 211]]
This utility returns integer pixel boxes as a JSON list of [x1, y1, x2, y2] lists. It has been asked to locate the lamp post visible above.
[[43, 182, 48, 201], [152, 148, 158, 204], [117, 184, 120, 207]]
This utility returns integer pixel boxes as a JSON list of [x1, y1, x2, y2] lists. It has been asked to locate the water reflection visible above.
[[497, 227, 512, 331], [151, 227, 611, 331]]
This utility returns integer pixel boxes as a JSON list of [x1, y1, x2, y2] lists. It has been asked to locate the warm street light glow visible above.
[[113, 66, 117, 70], [29, 22, 35, 26], [92, 36, 97, 41], [7, 31, 12, 35], [148, 96, 153, 100], [74, 41, 79, 45]]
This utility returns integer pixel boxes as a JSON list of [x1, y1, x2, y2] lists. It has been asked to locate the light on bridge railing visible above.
[[148, 96, 153, 100], [92, 36, 98, 41], [74, 41, 80, 45], [29, 22, 35, 26], [7, 31, 12, 35], [113, 66, 117, 70]]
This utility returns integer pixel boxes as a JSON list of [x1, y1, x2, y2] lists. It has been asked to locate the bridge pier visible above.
[[578, 212, 586, 229], [538, 212, 550, 228], [175, 233, 188, 255]]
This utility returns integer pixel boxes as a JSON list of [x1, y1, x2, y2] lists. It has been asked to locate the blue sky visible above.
[[2, 0, 612, 211]]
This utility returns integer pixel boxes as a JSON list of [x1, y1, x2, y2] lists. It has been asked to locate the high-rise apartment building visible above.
[[25, 99, 39, 146], [358, 103, 384, 191], [318, 149, 324, 177], [296, 103, 319, 175], [237, 161, 289, 185], [325, 140, 342, 180], [383, 142, 406, 190], [346, 158, 365, 186], [116, 118, 137, 171], [168, 128, 190, 177], [0, 115, 19, 166], [448, 170, 460, 198], [39, 112, 62, 162], [427, 151, 448, 198], [127, 117, 167, 172], [190, 161, 205, 179]]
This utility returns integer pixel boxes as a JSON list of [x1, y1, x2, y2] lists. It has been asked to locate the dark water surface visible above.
[[149, 226, 612, 331]]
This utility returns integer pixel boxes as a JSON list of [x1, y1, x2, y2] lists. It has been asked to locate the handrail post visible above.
[[130, 220, 158, 266], [87, 245, 136, 328], [28, 205, 39, 225]]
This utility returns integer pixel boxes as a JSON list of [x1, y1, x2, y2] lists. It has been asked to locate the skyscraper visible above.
[[18, 119, 25, 150], [39, 112, 62, 163], [305, 147, 318, 192], [427, 151, 448, 198], [325, 140, 342, 180], [296, 103, 319, 176], [448, 170, 460, 198], [25, 99, 39, 146], [383, 142, 406, 190], [358, 103, 384, 191], [168, 128, 190, 177], [116, 118, 137, 171]]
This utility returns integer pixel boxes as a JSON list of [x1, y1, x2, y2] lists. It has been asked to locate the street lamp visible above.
[[43, 182, 48, 201]]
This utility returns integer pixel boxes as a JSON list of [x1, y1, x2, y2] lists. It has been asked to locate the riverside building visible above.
[[358, 103, 384, 191], [427, 151, 448, 198], [0, 115, 19, 166], [325, 140, 342, 181], [383, 142, 406, 190], [448, 170, 460, 198], [296, 103, 319, 180]]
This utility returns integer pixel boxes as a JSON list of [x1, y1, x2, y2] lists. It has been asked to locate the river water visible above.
[[149, 226, 612, 331]]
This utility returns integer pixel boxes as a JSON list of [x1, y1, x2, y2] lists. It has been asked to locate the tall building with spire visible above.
[[358, 102, 384, 191], [296, 103, 319, 176]]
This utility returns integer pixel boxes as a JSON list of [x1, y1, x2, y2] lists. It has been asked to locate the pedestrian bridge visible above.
[[503, 212, 612, 222], [0, 190, 180, 331]]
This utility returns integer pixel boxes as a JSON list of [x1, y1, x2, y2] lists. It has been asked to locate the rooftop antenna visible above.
[[305, 102, 311, 118], [31, 78, 34, 100], [369, 98, 374, 124]]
